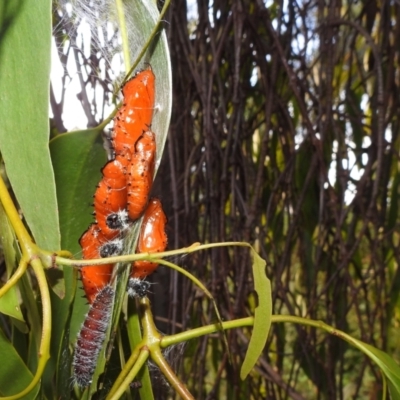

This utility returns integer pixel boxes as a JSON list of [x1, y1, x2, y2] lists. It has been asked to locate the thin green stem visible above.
[[123, 0, 171, 84], [382, 374, 387, 400], [155, 258, 213, 298], [53, 249, 73, 259], [159, 315, 356, 349], [107, 348, 149, 400], [140, 297, 162, 343], [0, 257, 29, 298], [115, 0, 130, 71], [0, 174, 37, 255], [107, 343, 143, 397], [54, 241, 251, 267], [126, 299, 154, 399], [116, 329, 132, 400], [161, 318, 254, 348], [97, 109, 118, 131], [0, 258, 51, 399], [156, 257, 228, 354], [151, 346, 195, 400], [19, 273, 42, 351], [30, 257, 52, 358]]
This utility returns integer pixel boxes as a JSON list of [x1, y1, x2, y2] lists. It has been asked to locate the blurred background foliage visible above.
[[49, 0, 400, 398]]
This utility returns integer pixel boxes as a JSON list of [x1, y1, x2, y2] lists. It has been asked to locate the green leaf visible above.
[[0, 200, 25, 323], [18, 274, 41, 372], [0, 328, 39, 398], [0, 275, 24, 322], [288, 318, 400, 399], [0, 0, 60, 250], [340, 335, 400, 399], [50, 128, 106, 254], [240, 247, 272, 379]]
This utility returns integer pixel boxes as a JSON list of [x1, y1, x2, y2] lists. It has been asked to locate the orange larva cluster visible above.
[[79, 68, 168, 304], [73, 68, 168, 389]]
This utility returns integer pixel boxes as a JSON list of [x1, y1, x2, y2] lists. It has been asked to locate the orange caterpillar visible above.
[[79, 224, 122, 304], [132, 198, 167, 279], [127, 198, 167, 298], [111, 69, 155, 157], [93, 154, 130, 238], [127, 130, 156, 221]]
